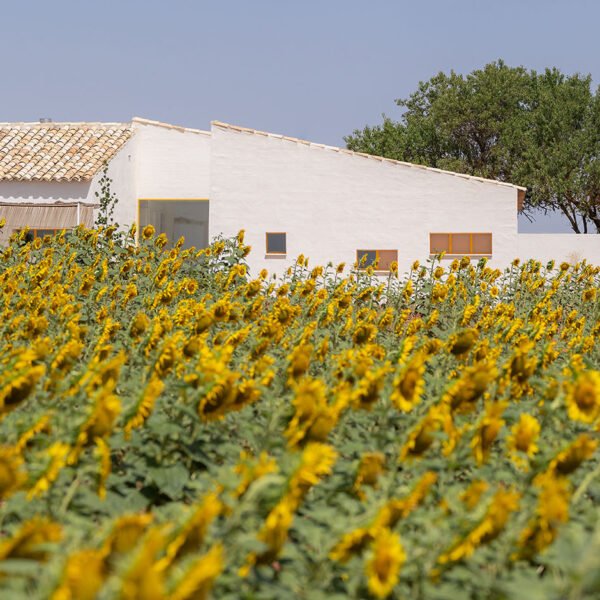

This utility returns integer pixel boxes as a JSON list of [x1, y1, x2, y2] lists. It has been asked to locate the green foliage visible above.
[[346, 60, 600, 233], [94, 163, 119, 228], [0, 226, 599, 599]]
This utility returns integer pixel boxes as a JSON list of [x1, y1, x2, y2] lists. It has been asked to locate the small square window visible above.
[[266, 232, 286, 254]]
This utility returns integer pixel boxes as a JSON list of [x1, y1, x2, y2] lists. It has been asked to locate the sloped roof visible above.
[[0, 122, 133, 182], [211, 121, 527, 192], [132, 117, 210, 136]]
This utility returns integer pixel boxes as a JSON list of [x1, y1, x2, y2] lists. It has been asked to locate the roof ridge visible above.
[[210, 121, 527, 191], [132, 117, 210, 136], [0, 121, 131, 128]]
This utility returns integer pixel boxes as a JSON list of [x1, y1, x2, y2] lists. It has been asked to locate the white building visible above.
[[0, 117, 598, 273]]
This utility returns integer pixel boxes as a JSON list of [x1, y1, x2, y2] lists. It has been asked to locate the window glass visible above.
[[377, 250, 398, 270], [451, 233, 471, 254], [13, 228, 67, 240], [472, 233, 492, 254], [430, 233, 450, 254], [429, 233, 493, 255], [35, 229, 64, 238], [266, 232, 286, 254], [357, 250, 377, 267], [139, 200, 209, 249]]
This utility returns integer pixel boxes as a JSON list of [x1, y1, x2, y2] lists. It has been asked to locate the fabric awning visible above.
[[0, 201, 97, 245]]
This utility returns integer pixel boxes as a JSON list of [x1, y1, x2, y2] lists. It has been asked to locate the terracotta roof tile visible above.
[[0, 122, 133, 182]]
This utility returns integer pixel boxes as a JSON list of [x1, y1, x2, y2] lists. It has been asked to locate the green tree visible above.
[[517, 69, 600, 233], [346, 61, 600, 233]]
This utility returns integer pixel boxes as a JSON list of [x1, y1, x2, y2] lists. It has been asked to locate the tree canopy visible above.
[[345, 61, 600, 233]]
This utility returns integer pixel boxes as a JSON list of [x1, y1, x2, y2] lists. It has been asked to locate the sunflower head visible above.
[[141, 224, 155, 240], [565, 371, 600, 423]]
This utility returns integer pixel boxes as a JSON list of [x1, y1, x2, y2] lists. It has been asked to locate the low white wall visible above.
[[209, 125, 521, 276], [518, 234, 600, 265]]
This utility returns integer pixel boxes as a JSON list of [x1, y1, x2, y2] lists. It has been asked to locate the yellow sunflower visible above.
[[506, 413, 540, 468], [390, 353, 426, 412], [565, 370, 600, 423], [365, 528, 406, 599]]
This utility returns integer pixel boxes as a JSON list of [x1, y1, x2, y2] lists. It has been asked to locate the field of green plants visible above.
[[0, 222, 599, 599]]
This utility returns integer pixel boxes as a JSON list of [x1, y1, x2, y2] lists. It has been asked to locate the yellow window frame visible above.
[[429, 233, 492, 256], [356, 249, 398, 271]]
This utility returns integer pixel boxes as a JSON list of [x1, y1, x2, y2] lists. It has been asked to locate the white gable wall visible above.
[[108, 122, 212, 228], [209, 126, 520, 276], [134, 122, 211, 199]]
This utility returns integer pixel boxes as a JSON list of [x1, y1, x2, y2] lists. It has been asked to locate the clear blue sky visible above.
[[4, 0, 598, 232]]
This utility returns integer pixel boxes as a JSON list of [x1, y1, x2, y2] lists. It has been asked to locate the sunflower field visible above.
[[1, 222, 599, 600]]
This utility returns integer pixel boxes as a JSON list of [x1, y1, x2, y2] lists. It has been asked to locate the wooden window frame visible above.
[[429, 233, 493, 257], [266, 232, 287, 255], [14, 227, 70, 239], [356, 249, 398, 272]]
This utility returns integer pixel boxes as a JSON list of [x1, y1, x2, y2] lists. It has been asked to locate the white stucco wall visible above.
[[133, 121, 211, 200], [518, 234, 600, 265], [94, 121, 212, 229], [209, 125, 521, 276], [93, 136, 138, 227]]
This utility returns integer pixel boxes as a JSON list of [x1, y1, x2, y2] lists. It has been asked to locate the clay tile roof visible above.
[[0, 122, 133, 182]]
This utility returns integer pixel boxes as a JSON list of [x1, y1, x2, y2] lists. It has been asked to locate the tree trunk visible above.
[[585, 202, 600, 233], [560, 204, 581, 233]]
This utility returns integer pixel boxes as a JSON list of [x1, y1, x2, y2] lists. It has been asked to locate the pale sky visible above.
[[4, 0, 599, 232]]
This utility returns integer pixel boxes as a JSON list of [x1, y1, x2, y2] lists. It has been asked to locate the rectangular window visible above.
[[138, 199, 209, 250], [0, 202, 92, 246], [266, 232, 287, 254], [356, 249, 398, 271], [32, 228, 68, 238], [14, 228, 69, 241], [429, 233, 493, 256]]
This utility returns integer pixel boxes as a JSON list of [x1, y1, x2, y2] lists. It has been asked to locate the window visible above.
[[138, 199, 209, 249], [30, 228, 68, 238], [266, 232, 287, 255], [14, 228, 69, 242], [356, 249, 398, 271], [429, 233, 492, 256], [0, 202, 93, 246]]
